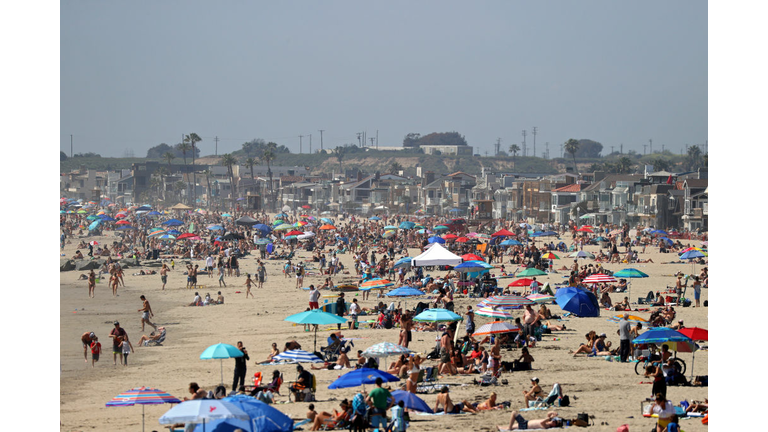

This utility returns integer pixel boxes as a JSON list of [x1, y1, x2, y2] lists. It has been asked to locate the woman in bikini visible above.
[[405, 355, 422, 393], [267, 342, 280, 361], [244, 273, 254, 299]]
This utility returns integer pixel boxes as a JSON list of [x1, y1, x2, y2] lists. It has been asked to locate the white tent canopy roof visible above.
[[411, 243, 463, 267]]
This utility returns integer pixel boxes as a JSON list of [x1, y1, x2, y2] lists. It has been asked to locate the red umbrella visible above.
[[115, 220, 131, 225], [491, 228, 515, 237], [456, 237, 469, 243], [443, 234, 459, 240], [176, 233, 199, 240], [462, 253, 483, 261], [285, 230, 304, 236], [576, 227, 594, 233], [302, 205, 311, 209], [507, 278, 534, 287], [678, 327, 708, 341]]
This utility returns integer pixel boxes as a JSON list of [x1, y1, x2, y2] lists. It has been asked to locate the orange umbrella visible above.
[[319, 224, 336, 230]]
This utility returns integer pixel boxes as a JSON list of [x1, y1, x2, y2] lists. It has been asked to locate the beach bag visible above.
[[616, 425, 629, 432], [574, 412, 590, 426], [559, 395, 570, 407]]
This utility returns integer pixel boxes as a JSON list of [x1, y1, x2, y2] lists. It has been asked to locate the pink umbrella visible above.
[[582, 274, 617, 284]]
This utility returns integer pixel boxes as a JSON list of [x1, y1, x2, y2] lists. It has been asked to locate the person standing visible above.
[[88, 270, 96, 298], [206, 254, 215, 279], [244, 274, 254, 298], [138, 295, 157, 332], [692, 276, 702, 307], [109, 321, 127, 366], [464, 306, 475, 337], [619, 313, 632, 362], [348, 298, 361, 330], [257, 261, 266, 289], [120, 336, 134, 366], [335, 293, 346, 330], [308, 285, 320, 310], [90, 336, 101, 368], [365, 377, 394, 431], [160, 263, 168, 290], [233, 341, 250, 393]]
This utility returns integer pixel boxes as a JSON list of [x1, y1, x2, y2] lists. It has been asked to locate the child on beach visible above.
[[120, 336, 134, 366], [90, 336, 101, 368], [244, 274, 254, 298], [219, 265, 227, 287]]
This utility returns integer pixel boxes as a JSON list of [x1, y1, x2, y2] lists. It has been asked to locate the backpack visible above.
[[559, 395, 570, 407]]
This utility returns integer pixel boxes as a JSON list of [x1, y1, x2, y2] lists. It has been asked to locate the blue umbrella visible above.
[[369, 216, 381, 221], [116, 225, 136, 230], [659, 237, 674, 246], [99, 215, 116, 222], [427, 236, 446, 244], [454, 260, 492, 272], [147, 211, 162, 216], [320, 217, 333, 223], [328, 367, 400, 389], [167, 229, 182, 235], [500, 239, 523, 246], [399, 221, 416, 229], [393, 257, 412, 269], [201, 343, 244, 385], [390, 390, 434, 413], [276, 213, 289, 219], [88, 220, 101, 231], [162, 219, 184, 226], [191, 395, 294, 432], [679, 250, 706, 260], [413, 308, 461, 322], [631, 327, 697, 353], [208, 225, 225, 231], [555, 287, 599, 317], [650, 229, 668, 236], [253, 223, 271, 235], [448, 208, 461, 213], [386, 286, 425, 297]]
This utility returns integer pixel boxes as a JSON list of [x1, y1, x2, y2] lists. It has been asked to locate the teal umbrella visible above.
[[613, 268, 649, 304], [413, 308, 461, 323], [517, 268, 548, 277], [200, 343, 244, 386], [88, 220, 102, 231], [285, 309, 347, 352]]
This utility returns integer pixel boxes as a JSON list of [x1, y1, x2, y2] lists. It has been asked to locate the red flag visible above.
[[666, 175, 673, 184]]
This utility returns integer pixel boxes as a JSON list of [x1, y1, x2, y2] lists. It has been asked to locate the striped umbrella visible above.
[[472, 321, 519, 337], [274, 223, 294, 231], [475, 307, 515, 320], [478, 295, 535, 309], [106, 387, 181, 432], [607, 314, 648, 324], [541, 252, 559, 260], [272, 349, 324, 363], [360, 278, 394, 291], [582, 274, 617, 284], [526, 293, 555, 304]]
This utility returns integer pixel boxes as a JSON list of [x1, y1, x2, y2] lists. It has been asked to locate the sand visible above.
[[59, 228, 708, 432]]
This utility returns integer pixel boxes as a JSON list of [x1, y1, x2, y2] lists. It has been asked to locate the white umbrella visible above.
[[362, 342, 413, 369], [158, 399, 250, 432]]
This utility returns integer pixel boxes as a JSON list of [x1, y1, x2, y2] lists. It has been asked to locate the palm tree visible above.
[[564, 139, 580, 174], [616, 157, 633, 174], [588, 163, 603, 173], [262, 142, 278, 209], [202, 168, 214, 208], [685, 145, 703, 171], [163, 152, 175, 167], [390, 161, 403, 174], [652, 158, 671, 172], [509, 144, 521, 170], [335, 146, 346, 176], [174, 180, 187, 203], [176, 142, 191, 166], [245, 157, 258, 179], [220, 154, 238, 205], [184, 133, 202, 205], [155, 167, 169, 201]]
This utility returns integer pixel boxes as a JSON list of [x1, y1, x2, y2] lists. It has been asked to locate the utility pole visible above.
[[70, 134, 73, 158], [522, 130, 527, 157], [532, 126, 537, 158], [643, 144, 647, 155], [649, 139, 653, 154], [357, 133, 362, 147], [494, 138, 501, 156], [309, 134, 312, 154], [704, 140, 708, 154], [214, 136, 219, 156], [376, 130, 379, 150], [369, 137, 375, 147], [545, 142, 549, 159], [661, 144, 665, 153], [318, 130, 325, 151], [610, 146, 614, 154], [299, 135, 303, 154], [560, 143, 564, 158], [485, 150, 488, 157], [620, 143, 623, 154]]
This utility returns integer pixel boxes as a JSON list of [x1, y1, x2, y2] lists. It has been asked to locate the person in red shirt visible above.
[[90, 336, 101, 368]]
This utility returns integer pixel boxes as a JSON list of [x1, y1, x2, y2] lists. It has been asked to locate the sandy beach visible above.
[[59, 224, 708, 432]]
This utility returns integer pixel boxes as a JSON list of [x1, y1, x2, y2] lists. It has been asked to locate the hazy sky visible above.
[[60, 1, 707, 158]]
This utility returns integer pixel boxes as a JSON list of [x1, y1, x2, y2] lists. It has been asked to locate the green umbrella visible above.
[[517, 268, 548, 277], [274, 223, 294, 231], [285, 309, 347, 352]]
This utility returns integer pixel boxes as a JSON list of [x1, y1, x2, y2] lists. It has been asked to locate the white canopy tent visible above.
[[411, 243, 463, 267]]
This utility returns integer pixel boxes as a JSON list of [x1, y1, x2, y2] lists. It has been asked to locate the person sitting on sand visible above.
[[184, 382, 207, 401], [310, 399, 351, 431], [542, 321, 566, 332], [284, 340, 302, 351], [434, 386, 478, 414], [593, 333, 613, 356], [188, 292, 202, 307], [215, 291, 224, 304], [73, 250, 84, 260], [614, 297, 630, 311], [513, 347, 535, 371], [474, 392, 505, 411], [600, 291, 613, 308], [267, 342, 280, 361], [500, 410, 562, 430], [137, 327, 165, 346], [570, 332, 596, 356], [685, 398, 708, 413], [523, 377, 544, 405]]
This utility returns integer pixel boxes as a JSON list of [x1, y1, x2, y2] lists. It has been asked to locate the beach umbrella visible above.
[[369, 216, 381, 221], [650, 229, 667, 236], [607, 314, 648, 324], [475, 307, 515, 320], [541, 252, 559, 260], [413, 308, 461, 323], [613, 268, 649, 278], [177, 233, 200, 240], [284, 230, 304, 237], [568, 250, 595, 259], [427, 236, 445, 244], [516, 268, 548, 277], [453, 261, 491, 272], [200, 343, 244, 385], [582, 274, 617, 284], [393, 257, 412, 269], [433, 225, 449, 231], [207, 224, 225, 231], [390, 390, 434, 413], [680, 249, 706, 273], [461, 253, 484, 262], [575, 227, 594, 233], [382, 230, 397, 239], [116, 225, 136, 230], [478, 295, 534, 309], [253, 223, 271, 235], [77, 209, 87, 214], [455, 236, 469, 243], [500, 239, 523, 246], [272, 350, 324, 364], [386, 286, 425, 297], [442, 233, 459, 240], [361, 342, 413, 369], [284, 310, 347, 352], [491, 228, 515, 237], [107, 386, 181, 432], [399, 221, 416, 229], [86, 214, 100, 221], [157, 234, 176, 240], [319, 224, 336, 230], [472, 321, 520, 337], [678, 327, 708, 341], [416, 229, 431, 235], [115, 220, 131, 225], [526, 293, 555, 304], [255, 238, 271, 245], [276, 212, 289, 219], [193, 394, 294, 432], [274, 223, 294, 231], [632, 327, 697, 353], [159, 399, 250, 432], [555, 287, 599, 317], [328, 367, 400, 389], [384, 225, 398, 230], [272, 220, 284, 226], [360, 278, 394, 291], [88, 220, 102, 231], [161, 219, 184, 226], [508, 278, 535, 287]]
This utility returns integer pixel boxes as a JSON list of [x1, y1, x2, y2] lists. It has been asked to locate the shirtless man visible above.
[[438, 327, 457, 376], [138, 295, 157, 332], [490, 337, 502, 377], [160, 263, 168, 290], [434, 386, 478, 414], [501, 410, 561, 430], [81, 331, 96, 362], [475, 392, 504, 411], [88, 270, 96, 298]]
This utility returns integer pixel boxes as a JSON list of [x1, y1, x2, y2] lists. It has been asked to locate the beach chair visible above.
[[143, 328, 166, 347], [417, 367, 440, 393]]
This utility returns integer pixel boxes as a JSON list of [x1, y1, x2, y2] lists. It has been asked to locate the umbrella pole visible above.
[[220, 359, 224, 386], [142, 405, 145, 432]]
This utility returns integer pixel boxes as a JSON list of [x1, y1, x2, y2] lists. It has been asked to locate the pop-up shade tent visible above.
[[411, 243, 462, 267]]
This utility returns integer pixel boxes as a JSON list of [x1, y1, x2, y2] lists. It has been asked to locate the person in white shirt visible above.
[[206, 254, 215, 278], [308, 285, 320, 310], [348, 298, 361, 330]]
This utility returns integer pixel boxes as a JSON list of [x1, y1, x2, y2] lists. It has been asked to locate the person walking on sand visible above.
[[244, 274, 254, 298], [109, 321, 127, 366], [120, 336, 134, 366], [90, 336, 101, 368], [110, 272, 119, 296], [160, 263, 168, 290], [82, 331, 96, 363], [257, 261, 266, 289], [138, 295, 157, 332], [88, 269, 96, 298]]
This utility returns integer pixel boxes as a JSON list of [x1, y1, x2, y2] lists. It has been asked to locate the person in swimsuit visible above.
[[138, 295, 157, 332], [523, 377, 544, 405], [405, 355, 422, 393], [434, 386, 478, 414], [502, 410, 561, 430], [160, 263, 168, 290], [244, 274, 254, 298]]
